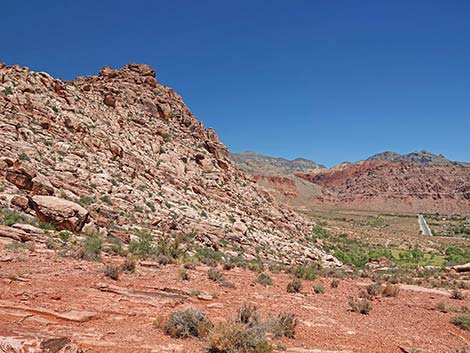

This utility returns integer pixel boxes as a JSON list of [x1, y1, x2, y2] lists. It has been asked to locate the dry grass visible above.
[[164, 309, 212, 338], [382, 283, 400, 297], [104, 263, 119, 280], [287, 278, 302, 293], [237, 303, 259, 326], [268, 311, 298, 338], [348, 296, 372, 315], [207, 321, 272, 353]]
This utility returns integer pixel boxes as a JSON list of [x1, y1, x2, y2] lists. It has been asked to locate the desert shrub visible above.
[[18, 152, 30, 161], [382, 283, 400, 297], [156, 254, 171, 265], [223, 262, 235, 271], [313, 284, 325, 294], [5, 242, 30, 253], [451, 289, 466, 300], [100, 195, 112, 205], [268, 311, 298, 338], [208, 269, 223, 282], [331, 279, 340, 288], [155, 234, 187, 259], [165, 309, 212, 338], [207, 321, 272, 353], [121, 258, 136, 273], [58, 230, 72, 243], [237, 303, 259, 326], [396, 248, 426, 265], [445, 246, 470, 266], [128, 230, 155, 258], [195, 247, 224, 263], [434, 302, 448, 312], [287, 278, 302, 293], [104, 263, 119, 280], [256, 273, 273, 286], [184, 262, 197, 270], [366, 283, 382, 297], [451, 315, 470, 331], [247, 259, 265, 273], [179, 269, 190, 281], [348, 297, 372, 315], [79, 195, 95, 206], [77, 233, 102, 261], [290, 262, 318, 280], [0, 208, 32, 226], [312, 224, 329, 239]]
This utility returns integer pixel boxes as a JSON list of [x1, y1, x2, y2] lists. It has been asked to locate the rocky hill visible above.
[[367, 150, 457, 165], [0, 63, 333, 265], [296, 160, 470, 215], [231, 151, 325, 175]]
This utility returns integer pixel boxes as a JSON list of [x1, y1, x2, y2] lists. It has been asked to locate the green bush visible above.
[[291, 262, 318, 280], [128, 230, 155, 258], [312, 224, 329, 239], [451, 315, 470, 330], [256, 273, 273, 286], [77, 234, 102, 261], [313, 284, 325, 294], [445, 247, 470, 266]]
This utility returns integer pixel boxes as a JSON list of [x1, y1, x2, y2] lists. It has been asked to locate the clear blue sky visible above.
[[2, 1, 469, 166]]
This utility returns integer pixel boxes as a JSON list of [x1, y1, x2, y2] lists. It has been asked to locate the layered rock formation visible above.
[[0, 63, 333, 264], [296, 160, 470, 215]]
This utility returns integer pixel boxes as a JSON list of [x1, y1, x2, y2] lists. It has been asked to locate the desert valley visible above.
[[0, 62, 469, 353]]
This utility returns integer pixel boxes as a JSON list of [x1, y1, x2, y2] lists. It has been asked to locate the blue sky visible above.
[[2, 1, 469, 166]]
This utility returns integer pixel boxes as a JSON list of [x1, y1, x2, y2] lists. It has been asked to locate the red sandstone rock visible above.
[[30, 196, 89, 232]]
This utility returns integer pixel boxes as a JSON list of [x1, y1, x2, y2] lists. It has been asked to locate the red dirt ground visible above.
[[0, 245, 469, 353]]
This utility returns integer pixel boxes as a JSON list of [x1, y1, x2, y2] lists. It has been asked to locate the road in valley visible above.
[[418, 214, 432, 236]]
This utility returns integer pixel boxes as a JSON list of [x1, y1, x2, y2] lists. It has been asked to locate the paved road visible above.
[[418, 214, 432, 236]]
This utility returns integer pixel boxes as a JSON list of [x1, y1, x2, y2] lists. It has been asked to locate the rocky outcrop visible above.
[[0, 63, 331, 264], [0, 225, 32, 242]]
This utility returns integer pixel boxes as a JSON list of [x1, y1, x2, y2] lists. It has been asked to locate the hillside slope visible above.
[[0, 63, 332, 264]]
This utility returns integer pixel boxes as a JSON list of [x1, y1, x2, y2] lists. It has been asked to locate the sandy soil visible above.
[[1, 244, 469, 353]]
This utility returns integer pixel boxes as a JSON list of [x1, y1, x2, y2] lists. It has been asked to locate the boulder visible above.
[[103, 94, 116, 108], [30, 196, 89, 232], [11, 195, 29, 210], [5, 160, 36, 190]]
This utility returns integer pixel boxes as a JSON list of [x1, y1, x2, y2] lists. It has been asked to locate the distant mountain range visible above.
[[231, 150, 470, 215], [231, 151, 325, 175], [367, 150, 456, 165]]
